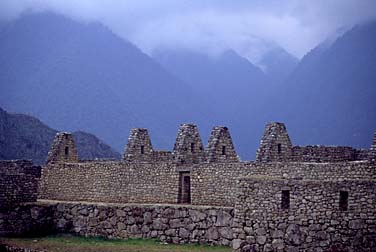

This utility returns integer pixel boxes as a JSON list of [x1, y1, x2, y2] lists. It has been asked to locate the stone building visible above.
[[123, 128, 154, 162], [256, 122, 293, 162], [172, 123, 206, 165], [46, 132, 78, 163], [0, 160, 40, 211], [1, 122, 375, 251], [206, 126, 239, 163]]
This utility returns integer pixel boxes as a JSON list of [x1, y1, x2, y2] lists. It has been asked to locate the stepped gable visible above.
[[256, 122, 293, 162], [46, 132, 78, 164], [123, 128, 153, 162], [172, 123, 205, 165], [206, 126, 239, 162]]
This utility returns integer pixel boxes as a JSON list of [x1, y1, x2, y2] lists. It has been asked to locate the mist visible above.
[[1, 0, 376, 63]]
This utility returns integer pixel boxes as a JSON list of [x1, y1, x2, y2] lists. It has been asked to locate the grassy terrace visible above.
[[0, 234, 232, 252]]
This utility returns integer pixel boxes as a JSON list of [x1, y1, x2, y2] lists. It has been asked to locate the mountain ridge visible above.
[[0, 12, 375, 160], [0, 107, 121, 165], [273, 20, 376, 148], [0, 12, 215, 154]]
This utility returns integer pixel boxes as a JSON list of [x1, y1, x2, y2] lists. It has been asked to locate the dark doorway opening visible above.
[[178, 172, 191, 204]]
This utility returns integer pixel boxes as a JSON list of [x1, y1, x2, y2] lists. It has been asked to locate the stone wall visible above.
[[123, 128, 173, 162], [0, 201, 234, 246], [39, 161, 179, 204], [39, 160, 376, 208], [355, 149, 372, 161], [151, 151, 173, 162], [190, 161, 376, 207], [232, 177, 376, 252], [0, 203, 54, 236], [256, 122, 293, 162], [47, 123, 375, 166], [371, 130, 376, 161], [123, 128, 154, 162], [0, 160, 40, 212], [206, 126, 239, 163], [46, 132, 78, 164], [291, 146, 356, 162], [172, 124, 205, 165], [256, 122, 372, 163]]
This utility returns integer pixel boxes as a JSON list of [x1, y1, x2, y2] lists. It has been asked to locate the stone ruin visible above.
[[0, 160, 40, 212], [123, 128, 154, 162], [206, 126, 239, 163], [1, 122, 376, 251], [371, 131, 376, 161], [46, 132, 78, 163], [256, 122, 293, 162], [172, 123, 206, 165]]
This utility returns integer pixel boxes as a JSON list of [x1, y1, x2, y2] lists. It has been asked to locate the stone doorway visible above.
[[178, 172, 191, 204]]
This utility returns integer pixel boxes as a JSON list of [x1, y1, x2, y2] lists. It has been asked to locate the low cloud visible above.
[[1, 0, 375, 61]]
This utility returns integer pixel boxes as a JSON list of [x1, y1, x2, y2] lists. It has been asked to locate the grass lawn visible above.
[[0, 234, 232, 252]]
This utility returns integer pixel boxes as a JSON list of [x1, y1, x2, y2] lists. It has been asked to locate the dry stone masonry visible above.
[[0, 160, 40, 212], [0, 201, 234, 246], [39, 161, 179, 204], [46, 132, 78, 164], [123, 128, 173, 162], [291, 146, 357, 162], [232, 178, 376, 252], [256, 122, 293, 162], [173, 124, 206, 165], [371, 130, 376, 161], [123, 128, 154, 162], [206, 126, 239, 163], [256, 122, 372, 163], [1, 122, 376, 251]]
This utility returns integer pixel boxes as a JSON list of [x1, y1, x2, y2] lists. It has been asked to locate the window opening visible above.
[[191, 143, 195, 153], [281, 190, 290, 209], [277, 143, 282, 154], [339, 191, 348, 211]]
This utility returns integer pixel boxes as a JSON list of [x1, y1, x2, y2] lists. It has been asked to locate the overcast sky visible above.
[[1, 0, 376, 62]]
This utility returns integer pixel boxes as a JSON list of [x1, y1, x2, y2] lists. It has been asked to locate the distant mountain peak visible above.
[[257, 46, 299, 84], [278, 20, 376, 148], [0, 11, 213, 154]]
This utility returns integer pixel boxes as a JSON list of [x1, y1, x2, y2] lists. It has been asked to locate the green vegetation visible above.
[[1, 234, 231, 252]]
